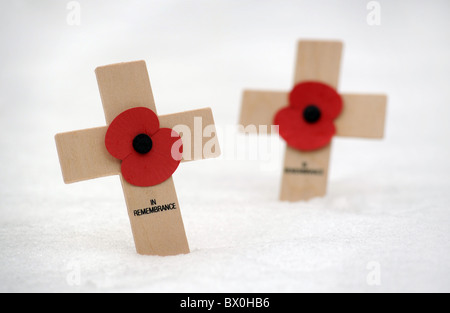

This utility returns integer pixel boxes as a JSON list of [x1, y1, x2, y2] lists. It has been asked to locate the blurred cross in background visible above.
[[239, 40, 387, 202]]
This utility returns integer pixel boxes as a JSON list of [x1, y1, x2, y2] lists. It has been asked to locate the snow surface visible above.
[[0, 0, 449, 293]]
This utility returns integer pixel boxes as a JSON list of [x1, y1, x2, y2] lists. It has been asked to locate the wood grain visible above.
[[121, 177, 190, 256], [336, 94, 387, 138], [239, 90, 288, 133], [294, 40, 343, 87], [55, 127, 120, 184], [95, 60, 157, 123]]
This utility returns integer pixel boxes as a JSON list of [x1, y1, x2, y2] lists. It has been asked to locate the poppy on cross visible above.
[[55, 61, 221, 256], [239, 40, 387, 202]]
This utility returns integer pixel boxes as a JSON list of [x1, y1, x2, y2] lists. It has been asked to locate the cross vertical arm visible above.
[[281, 41, 343, 201], [95, 61, 189, 256], [294, 40, 343, 88], [95, 60, 157, 123], [120, 177, 187, 256], [281, 145, 332, 201]]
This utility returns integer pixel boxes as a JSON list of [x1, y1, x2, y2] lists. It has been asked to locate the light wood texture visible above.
[[94, 61, 190, 256], [280, 145, 332, 201], [239, 90, 288, 133], [294, 40, 343, 88], [336, 94, 387, 138], [95, 60, 157, 123], [280, 41, 343, 201], [121, 177, 189, 256], [55, 127, 120, 184]]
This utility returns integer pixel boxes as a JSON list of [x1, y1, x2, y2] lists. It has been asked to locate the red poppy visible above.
[[105, 107, 183, 187], [274, 82, 343, 151]]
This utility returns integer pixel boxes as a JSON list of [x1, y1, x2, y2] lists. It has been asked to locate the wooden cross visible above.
[[55, 61, 220, 256], [240, 40, 387, 202]]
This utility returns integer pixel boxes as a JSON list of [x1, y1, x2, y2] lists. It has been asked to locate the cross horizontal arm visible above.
[[239, 90, 288, 133], [55, 108, 220, 184], [55, 127, 120, 184], [336, 94, 387, 138]]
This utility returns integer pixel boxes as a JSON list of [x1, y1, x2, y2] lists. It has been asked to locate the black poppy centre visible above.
[[303, 105, 322, 124], [133, 134, 153, 154]]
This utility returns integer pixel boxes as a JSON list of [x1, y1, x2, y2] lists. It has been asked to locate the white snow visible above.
[[0, 0, 449, 292]]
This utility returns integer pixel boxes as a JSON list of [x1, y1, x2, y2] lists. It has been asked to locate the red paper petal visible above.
[[121, 128, 183, 187], [289, 82, 343, 120], [274, 107, 336, 151], [105, 107, 160, 160]]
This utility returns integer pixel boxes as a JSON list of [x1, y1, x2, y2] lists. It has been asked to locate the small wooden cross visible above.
[[55, 61, 220, 256], [240, 40, 387, 202]]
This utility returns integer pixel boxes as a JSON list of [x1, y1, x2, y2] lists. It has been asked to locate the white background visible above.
[[0, 0, 449, 292]]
